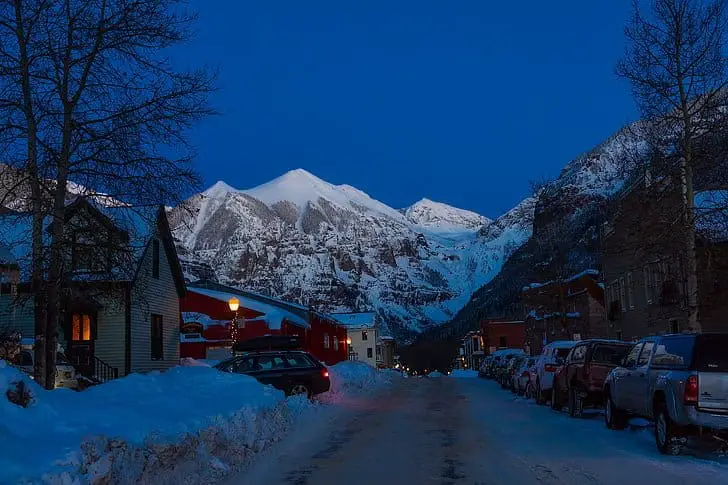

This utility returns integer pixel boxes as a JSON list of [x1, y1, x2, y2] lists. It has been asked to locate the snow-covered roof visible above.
[[522, 269, 600, 292], [331, 312, 376, 328], [187, 287, 310, 330], [181, 312, 230, 329]]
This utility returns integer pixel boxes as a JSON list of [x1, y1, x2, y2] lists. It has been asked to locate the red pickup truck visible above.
[[551, 339, 632, 418]]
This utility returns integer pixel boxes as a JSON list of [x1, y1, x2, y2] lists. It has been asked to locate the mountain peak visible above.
[[404, 198, 490, 232], [203, 180, 237, 198]]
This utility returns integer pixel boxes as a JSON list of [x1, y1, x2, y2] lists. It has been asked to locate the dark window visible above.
[[361, 330, 368, 341], [555, 348, 571, 359], [694, 335, 728, 372], [637, 341, 655, 366], [367, 347, 373, 358], [623, 343, 643, 368], [591, 344, 630, 364], [152, 240, 160, 279], [151, 314, 163, 360], [285, 354, 315, 368], [72, 232, 108, 273], [499, 336, 508, 347], [324, 333, 330, 349], [652, 336, 694, 368], [257, 355, 286, 370], [669, 319, 679, 334], [616, 330, 623, 341]]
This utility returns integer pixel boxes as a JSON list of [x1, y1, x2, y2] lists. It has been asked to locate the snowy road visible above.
[[226, 377, 728, 485]]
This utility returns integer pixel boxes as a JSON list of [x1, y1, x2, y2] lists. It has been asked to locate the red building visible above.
[[479, 319, 527, 354], [180, 281, 348, 365]]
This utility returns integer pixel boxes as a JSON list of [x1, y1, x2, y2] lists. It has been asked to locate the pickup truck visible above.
[[551, 339, 632, 417], [604, 333, 728, 455]]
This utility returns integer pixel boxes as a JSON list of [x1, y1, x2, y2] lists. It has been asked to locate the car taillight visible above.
[[522, 370, 530, 378], [544, 364, 558, 373], [684, 375, 698, 404], [322, 369, 329, 378]]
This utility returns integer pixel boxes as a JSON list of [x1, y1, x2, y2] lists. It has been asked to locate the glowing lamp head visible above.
[[346, 337, 352, 345], [228, 297, 240, 312]]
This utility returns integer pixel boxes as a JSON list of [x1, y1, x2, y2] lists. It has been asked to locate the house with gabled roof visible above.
[[180, 280, 349, 365], [0, 197, 185, 382]]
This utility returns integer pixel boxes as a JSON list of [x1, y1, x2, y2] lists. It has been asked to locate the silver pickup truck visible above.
[[603, 333, 728, 455]]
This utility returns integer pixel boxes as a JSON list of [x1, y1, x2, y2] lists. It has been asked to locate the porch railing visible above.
[[94, 356, 119, 382]]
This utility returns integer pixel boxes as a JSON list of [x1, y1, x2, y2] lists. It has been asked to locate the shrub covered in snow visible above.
[[427, 371, 444, 377]]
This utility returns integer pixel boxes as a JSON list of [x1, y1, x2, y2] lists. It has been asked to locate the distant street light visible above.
[[228, 297, 240, 343]]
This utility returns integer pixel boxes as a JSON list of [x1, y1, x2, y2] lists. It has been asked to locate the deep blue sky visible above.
[[177, 1, 638, 219]]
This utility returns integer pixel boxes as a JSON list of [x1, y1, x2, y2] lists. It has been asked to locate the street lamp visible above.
[[228, 297, 240, 343], [346, 337, 352, 345]]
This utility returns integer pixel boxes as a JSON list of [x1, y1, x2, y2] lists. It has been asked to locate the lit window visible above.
[[72, 314, 92, 341]]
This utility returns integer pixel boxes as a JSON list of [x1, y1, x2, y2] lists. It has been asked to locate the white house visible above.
[[331, 312, 378, 367]]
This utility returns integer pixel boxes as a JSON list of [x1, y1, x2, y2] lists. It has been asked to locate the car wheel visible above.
[[604, 393, 627, 430], [568, 387, 584, 418], [288, 384, 311, 398], [655, 405, 686, 455]]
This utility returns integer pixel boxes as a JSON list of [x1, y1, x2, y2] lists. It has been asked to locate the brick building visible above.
[[521, 270, 607, 354], [602, 168, 728, 340], [479, 319, 526, 353]]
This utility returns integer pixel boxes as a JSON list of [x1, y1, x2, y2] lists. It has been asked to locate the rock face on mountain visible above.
[[429, 121, 649, 341], [168, 169, 534, 340]]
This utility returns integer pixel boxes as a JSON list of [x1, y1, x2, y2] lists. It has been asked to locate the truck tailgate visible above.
[[698, 373, 728, 412]]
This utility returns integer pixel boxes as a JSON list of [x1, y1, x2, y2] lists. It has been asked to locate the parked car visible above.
[[550, 339, 632, 416], [604, 333, 728, 455], [514, 357, 537, 396], [505, 355, 526, 390], [215, 349, 330, 397], [493, 349, 526, 386], [479, 356, 493, 378], [12, 340, 78, 390], [533, 341, 577, 404]]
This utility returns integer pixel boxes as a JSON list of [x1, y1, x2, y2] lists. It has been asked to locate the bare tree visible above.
[[0, 0, 53, 385], [1, 0, 214, 388], [616, 0, 728, 331]]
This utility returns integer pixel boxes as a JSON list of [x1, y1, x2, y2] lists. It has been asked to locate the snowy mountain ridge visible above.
[[169, 168, 532, 339]]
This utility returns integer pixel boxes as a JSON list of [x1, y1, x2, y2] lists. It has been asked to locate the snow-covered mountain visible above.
[[168, 169, 533, 339], [403, 198, 490, 233]]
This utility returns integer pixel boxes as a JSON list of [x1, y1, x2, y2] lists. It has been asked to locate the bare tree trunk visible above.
[[12, 0, 47, 385], [680, 157, 700, 331]]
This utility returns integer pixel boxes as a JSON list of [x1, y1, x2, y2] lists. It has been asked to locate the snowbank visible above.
[[449, 369, 479, 378], [321, 361, 399, 403], [0, 361, 292, 484], [0, 359, 399, 484], [427, 371, 445, 377]]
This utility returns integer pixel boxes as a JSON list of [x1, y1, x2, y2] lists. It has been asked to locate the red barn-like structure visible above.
[[180, 281, 348, 365]]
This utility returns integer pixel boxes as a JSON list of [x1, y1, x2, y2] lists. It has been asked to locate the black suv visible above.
[[215, 336, 331, 397]]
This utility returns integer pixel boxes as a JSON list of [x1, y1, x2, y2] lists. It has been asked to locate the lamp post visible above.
[[228, 297, 240, 344]]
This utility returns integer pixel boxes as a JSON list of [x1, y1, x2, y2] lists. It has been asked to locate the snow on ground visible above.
[[427, 371, 445, 377], [0, 360, 396, 485], [459, 378, 728, 484], [449, 369, 479, 378]]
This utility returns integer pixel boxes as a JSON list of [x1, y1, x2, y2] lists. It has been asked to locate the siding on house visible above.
[[94, 291, 127, 375], [130, 233, 180, 373], [0, 294, 34, 338]]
